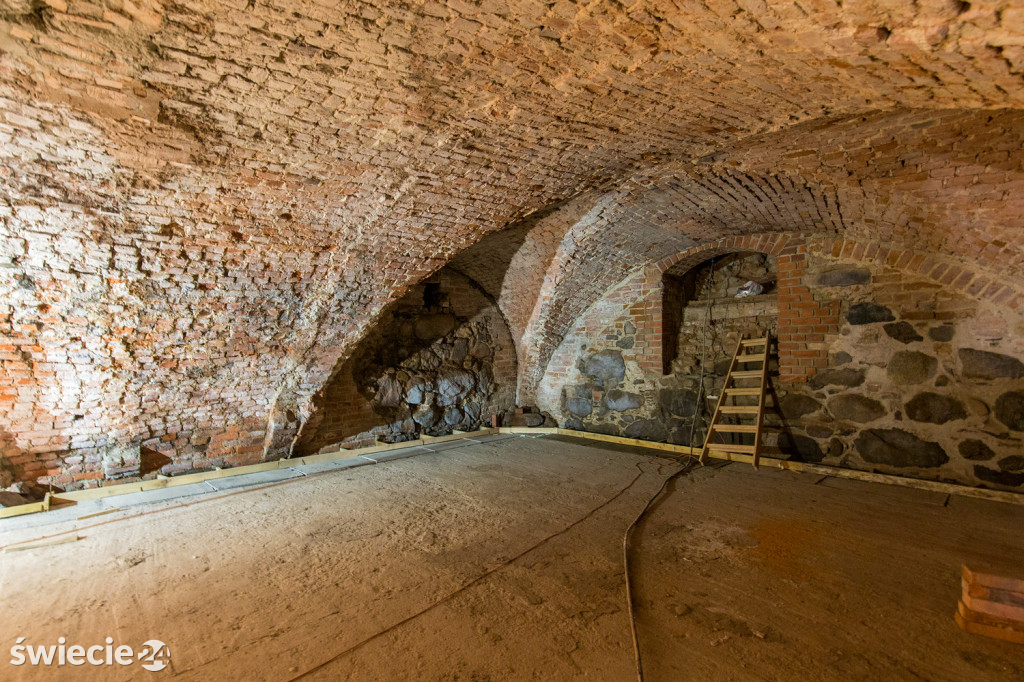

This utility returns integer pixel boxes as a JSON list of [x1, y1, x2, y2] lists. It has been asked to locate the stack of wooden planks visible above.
[[957, 565, 1024, 645]]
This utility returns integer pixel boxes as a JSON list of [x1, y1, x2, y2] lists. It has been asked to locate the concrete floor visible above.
[[1, 434, 1022, 681]]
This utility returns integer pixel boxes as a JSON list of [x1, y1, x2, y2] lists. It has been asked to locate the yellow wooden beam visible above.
[[2, 425, 1022, 520]]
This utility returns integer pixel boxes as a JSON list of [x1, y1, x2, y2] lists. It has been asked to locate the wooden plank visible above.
[[701, 455, 1024, 505], [719, 405, 759, 414], [554, 429, 698, 457], [701, 337, 745, 464], [962, 589, 1024, 623], [77, 507, 121, 521], [706, 443, 757, 454], [752, 337, 770, 469], [735, 353, 764, 362], [5, 423, 1023, 522], [420, 429, 498, 445], [963, 579, 1024, 606], [955, 610, 1024, 645], [963, 565, 1024, 594], [740, 339, 766, 346], [724, 388, 761, 396], [713, 425, 759, 433], [956, 600, 1024, 645], [5, 535, 82, 553], [0, 499, 50, 519]]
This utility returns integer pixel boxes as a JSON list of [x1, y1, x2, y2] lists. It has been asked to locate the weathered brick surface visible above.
[[0, 1, 1022, 488]]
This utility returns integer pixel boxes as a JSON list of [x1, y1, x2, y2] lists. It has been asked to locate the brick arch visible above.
[[640, 232, 836, 382], [641, 232, 1024, 384], [535, 231, 1024, 413]]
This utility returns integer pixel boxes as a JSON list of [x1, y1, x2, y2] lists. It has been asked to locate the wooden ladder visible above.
[[699, 336, 771, 468]]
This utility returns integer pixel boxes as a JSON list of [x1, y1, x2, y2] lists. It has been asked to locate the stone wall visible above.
[[776, 254, 1024, 490], [541, 234, 1024, 492], [297, 269, 516, 453], [561, 253, 779, 444]]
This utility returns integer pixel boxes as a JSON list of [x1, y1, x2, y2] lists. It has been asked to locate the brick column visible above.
[[775, 244, 839, 382]]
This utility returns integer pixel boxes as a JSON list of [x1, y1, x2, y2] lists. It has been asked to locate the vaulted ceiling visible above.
[[0, 0, 1022, 455]]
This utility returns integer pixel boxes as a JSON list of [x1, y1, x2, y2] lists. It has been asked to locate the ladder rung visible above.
[[741, 338, 768, 346], [735, 354, 764, 362], [725, 388, 762, 396], [714, 425, 759, 433], [730, 370, 762, 378], [719, 405, 759, 414], [706, 443, 757, 454]]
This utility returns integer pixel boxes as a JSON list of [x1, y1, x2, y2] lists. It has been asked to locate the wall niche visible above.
[[298, 268, 516, 453]]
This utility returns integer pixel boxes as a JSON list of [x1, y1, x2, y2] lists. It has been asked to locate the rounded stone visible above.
[[958, 348, 1024, 380], [406, 382, 427, 405], [606, 389, 642, 412], [375, 374, 404, 408], [463, 401, 482, 423], [435, 370, 475, 406], [883, 321, 923, 344], [582, 350, 626, 388], [994, 391, 1024, 431], [588, 422, 622, 437], [904, 392, 967, 424], [778, 393, 822, 419], [624, 419, 668, 442], [973, 466, 1024, 489], [846, 302, 895, 325], [778, 433, 825, 462], [567, 397, 592, 417], [997, 455, 1024, 473], [886, 351, 937, 385], [854, 428, 948, 468], [958, 439, 995, 461], [805, 424, 834, 438], [450, 338, 469, 363], [828, 394, 885, 423], [659, 388, 698, 418], [809, 368, 865, 390], [831, 351, 853, 366], [928, 325, 954, 342], [412, 405, 438, 429], [443, 406, 463, 425]]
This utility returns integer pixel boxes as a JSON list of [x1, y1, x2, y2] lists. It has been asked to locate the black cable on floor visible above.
[[623, 459, 698, 682], [290, 461, 663, 681]]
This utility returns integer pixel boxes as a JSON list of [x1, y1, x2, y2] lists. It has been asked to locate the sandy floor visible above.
[[1, 434, 1022, 681]]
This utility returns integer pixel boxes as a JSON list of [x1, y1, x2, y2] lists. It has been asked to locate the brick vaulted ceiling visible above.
[[0, 0, 1022, 464]]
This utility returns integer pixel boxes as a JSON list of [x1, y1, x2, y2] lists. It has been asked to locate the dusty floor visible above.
[[1, 433, 1023, 681]]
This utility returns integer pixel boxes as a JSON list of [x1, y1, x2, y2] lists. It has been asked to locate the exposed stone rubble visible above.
[[297, 268, 516, 452]]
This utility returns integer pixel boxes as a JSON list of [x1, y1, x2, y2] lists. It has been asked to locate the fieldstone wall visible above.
[[545, 240, 1024, 492], [297, 269, 516, 453], [562, 253, 779, 444], [776, 253, 1024, 490]]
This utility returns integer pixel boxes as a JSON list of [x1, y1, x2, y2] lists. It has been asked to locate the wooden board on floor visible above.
[[956, 600, 1024, 646]]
